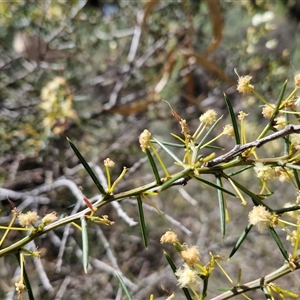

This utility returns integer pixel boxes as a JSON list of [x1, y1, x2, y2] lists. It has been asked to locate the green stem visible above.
[[210, 262, 300, 300]]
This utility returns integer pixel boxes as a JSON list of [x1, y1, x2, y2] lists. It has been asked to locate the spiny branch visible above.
[[205, 125, 300, 167]]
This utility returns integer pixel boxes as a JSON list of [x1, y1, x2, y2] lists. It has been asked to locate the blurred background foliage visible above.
[[1, 0, 300, 299]]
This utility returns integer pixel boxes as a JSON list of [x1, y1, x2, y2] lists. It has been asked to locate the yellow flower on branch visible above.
[[254, 162, 275, 181], [175, 263, 201, 291], [262, 105, 275, 119], [139, 129, 152, 152], [42, 211, 57, 225], [160, 230, 179, 245], [18, 211, 39, 228], [294, 74, 300, 87], [248, 205, 274, 233], [223, 124, 234, 138], [180, 245, 201, 266], [104, 158, 115, 168], [199, 109, 217, 127], [237, 75, 254, 94]]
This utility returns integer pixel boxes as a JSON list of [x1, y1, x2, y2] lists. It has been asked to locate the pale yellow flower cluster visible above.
[[199, 109, 217, 127], [253, 162, 275, 181], [139, 129, 151, 152], [180, 245, 201, 265], [18, 211, 39, 227], [274, 116, 286, 130], [254, 163, 293, 183], [160, 230, 179, 244], [18, 210, 58, 227], [237, 75, 254, 94], [223, 124, 234, 138], [262, 105, 275, 119], [104, 158, 115, 167], [175, 264, 201, 290], [248, 205, 274, 233], [238, 111, 249, 121], [294, 74, 300, 87], [42, 211, 58, 225]]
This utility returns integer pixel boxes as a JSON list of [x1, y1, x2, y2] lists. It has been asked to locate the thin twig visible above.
[[211, 261, 300, 300], [95, 226, 120, 271], [205, 125, 300, 167], [54, 276, 71, 300]]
